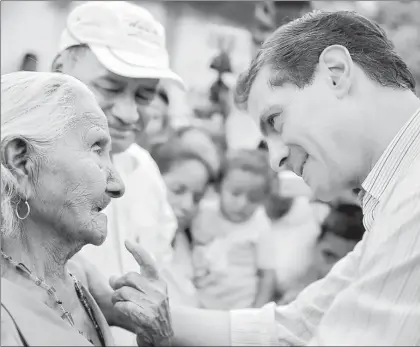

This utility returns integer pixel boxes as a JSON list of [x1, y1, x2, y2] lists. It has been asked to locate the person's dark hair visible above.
[[150, 138, 213, 181], [219, 149, 272, 195], [318, 203, 365, 242], [173, 126, 221, 181], [265, 195, 294, 221], [20, 53, 38, 72], [51, 45, 91, 72], [151, 138, 213, 247], [235, 10, 416, 110], [174, 125, 212, 142]]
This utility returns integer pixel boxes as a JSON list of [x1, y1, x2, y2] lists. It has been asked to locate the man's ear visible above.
[[2, 137, 36, 197], [318, 45, 354, 98]]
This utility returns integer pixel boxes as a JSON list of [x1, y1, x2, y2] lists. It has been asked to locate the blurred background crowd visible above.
[[2, 0, 419, 344]]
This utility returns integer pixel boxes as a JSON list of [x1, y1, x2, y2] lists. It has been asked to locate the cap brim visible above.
[[90, 45, 186, 90]]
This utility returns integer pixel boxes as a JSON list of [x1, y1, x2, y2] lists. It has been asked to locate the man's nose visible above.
[[268, 139, 290, 172], [106, 167, 125, 199], [112, 95, 139, 126]]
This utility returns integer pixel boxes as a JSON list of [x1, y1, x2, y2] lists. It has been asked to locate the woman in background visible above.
[[150, 138, 214, 307]]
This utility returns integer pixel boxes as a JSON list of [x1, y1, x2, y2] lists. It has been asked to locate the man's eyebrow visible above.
[[138, 86, 157, 94]]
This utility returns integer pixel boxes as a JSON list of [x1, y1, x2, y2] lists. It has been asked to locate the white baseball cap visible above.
[[58, 1, 184, 89]]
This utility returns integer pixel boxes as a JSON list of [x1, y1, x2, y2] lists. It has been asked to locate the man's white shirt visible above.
[[230, 108, 420, 346]]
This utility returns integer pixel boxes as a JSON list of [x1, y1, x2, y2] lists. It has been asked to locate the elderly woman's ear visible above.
[[2, 137, 36, 197]]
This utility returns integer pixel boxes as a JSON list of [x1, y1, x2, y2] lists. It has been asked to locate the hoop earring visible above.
[[15, 199, 30, 220]]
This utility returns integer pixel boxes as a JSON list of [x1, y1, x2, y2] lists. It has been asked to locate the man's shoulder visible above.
[[381, 156, 420, 219], [123, 144, 164, 183], [392, 156, 420, 196], [126, 143, 156, 166]]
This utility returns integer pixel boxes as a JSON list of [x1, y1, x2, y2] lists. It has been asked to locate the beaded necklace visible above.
[[1, 251, 106, 346]]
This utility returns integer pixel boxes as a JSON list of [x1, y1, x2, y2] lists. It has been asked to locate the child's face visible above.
[[313, 232, 357, 279], [163, 159, 209, 229], [220, 168, 267, 223]]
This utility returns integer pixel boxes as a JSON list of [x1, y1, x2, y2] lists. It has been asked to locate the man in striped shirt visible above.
[[165, 10, 420, 346], [86, 9, 419, 346]]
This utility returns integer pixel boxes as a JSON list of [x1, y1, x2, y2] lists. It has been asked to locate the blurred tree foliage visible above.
[[313, 1, 420, 95]]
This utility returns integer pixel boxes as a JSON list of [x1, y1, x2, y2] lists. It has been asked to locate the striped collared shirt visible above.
[[230, 108, 420, 346]]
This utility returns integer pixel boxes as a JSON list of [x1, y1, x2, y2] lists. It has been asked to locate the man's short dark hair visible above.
[[319, 203, 365, 242], [235, 10, 416, 110]]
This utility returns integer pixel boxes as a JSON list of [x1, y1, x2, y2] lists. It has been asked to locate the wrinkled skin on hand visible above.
[[110, 240, 173, 346]]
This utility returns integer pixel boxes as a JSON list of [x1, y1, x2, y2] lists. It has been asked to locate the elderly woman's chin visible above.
[[84, 211, 109, 246]]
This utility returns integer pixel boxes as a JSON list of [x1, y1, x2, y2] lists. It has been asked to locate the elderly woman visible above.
[[1, 72, 171, 346]]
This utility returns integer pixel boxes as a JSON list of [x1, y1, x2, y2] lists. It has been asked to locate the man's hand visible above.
[[110, 240, 173, 346]]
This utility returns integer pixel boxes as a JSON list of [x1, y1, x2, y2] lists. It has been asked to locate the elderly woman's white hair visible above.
[[1, 71, 93, 237]]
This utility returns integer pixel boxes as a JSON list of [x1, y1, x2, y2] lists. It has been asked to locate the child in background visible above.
[[278, 203, 365, 304], [190, 149, 276, 310]]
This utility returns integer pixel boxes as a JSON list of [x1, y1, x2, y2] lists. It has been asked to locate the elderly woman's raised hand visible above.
[[109, 240, 173, 346]]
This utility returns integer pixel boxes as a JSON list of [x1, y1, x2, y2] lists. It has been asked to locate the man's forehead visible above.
[[73, 50, 159, 89], [103, 70, 159, 87], [247, 66, 274, 118]]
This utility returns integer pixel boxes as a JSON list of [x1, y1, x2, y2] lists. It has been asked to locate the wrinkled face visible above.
[[29, 88, 125, 247], [220, 169, 267, 223], [313, 232, 357, 279], [61, 50, 159, 154], [247, 63, 364, 201], [162, 159, 209, 229]]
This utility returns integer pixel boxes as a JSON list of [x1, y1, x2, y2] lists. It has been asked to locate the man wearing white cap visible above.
[[52, 1, 183, 344]]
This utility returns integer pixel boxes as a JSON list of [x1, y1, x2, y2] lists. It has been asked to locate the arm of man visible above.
[[171, 237, 364, 346], [254, 269, 277, 308], [253, 230, 278, 308]]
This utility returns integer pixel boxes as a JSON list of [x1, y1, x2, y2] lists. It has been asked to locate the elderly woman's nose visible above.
[[106, 168, 125, 198]]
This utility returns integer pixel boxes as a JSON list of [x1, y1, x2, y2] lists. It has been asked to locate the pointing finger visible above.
[[125, 240, 159, 280], [109, 275, 118, 290], [110, 272, 149, 293]]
